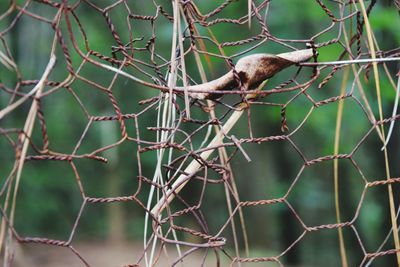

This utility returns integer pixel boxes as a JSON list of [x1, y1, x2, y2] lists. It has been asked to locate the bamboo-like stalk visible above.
[[333, 66, 350, 267], [248, 0, 252, 28], [193, 20, 248, 261], [2, 33, 58, 264], [0, 57, 54, 120], [151, 106, 244, 216], [151, 49, 314, 217], [145, 1, 183, 265], [182, 12, 250, 263], [359, 2, 400, 267], [333, 8, 353, 266], [300, 56, 400, 66], [0, 50, 16, 71]]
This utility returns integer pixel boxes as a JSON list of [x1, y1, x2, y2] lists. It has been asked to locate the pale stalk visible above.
[[193, 22, 246, 262], [150, 102, 248, 216], [145, 1, 182, 265], [3, 54, 57, 265], [359, 1, 400, 265], [333, 7, 352, 266], [333, 66, 349, 267]]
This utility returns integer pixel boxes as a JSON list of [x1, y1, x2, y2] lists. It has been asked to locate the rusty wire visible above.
[[1, 0, 400, 266]]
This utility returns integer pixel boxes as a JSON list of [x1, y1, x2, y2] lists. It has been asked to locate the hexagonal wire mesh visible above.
[[1, 0, 400, 266]]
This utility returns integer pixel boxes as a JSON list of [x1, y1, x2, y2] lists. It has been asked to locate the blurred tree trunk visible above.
[[276, 148, 299, 265], [101, 122, 125, 243]]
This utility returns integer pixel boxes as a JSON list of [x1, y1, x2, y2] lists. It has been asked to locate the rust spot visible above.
[[259, 56, 292, 79], [238, 71, 249, 84]]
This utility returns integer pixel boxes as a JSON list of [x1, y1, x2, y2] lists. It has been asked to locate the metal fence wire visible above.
[[1, 0, 400, 266]]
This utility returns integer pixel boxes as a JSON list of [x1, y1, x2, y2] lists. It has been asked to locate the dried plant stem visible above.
[[2, 53, 57, 263], [381, 76, 400, 150], [333, 10, 353, 266], [192, 21, 248, 262], [333, 65, 349, 267], [359, 1, 400, 265], [0, 17, 60, 255], [177, 4, 190, 118], [248, 0, 252, 28], [0, 50, 16, 71], [0, 56, 54, 120], [300, 57, 400, 66], [145, 1, 183, 265], [151, 103, 247, 216], [194, 58, 244, 266]]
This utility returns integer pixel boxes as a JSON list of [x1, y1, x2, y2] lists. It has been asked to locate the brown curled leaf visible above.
[[183, 49, 314, 100]]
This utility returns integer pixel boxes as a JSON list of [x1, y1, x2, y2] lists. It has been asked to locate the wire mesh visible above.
[[1, 0, 400, 266]]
